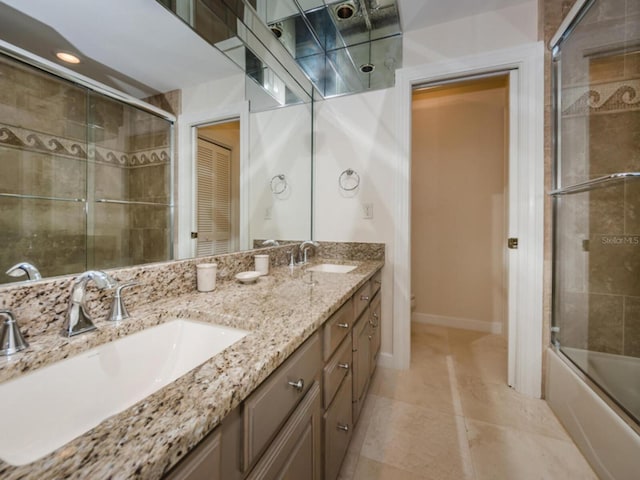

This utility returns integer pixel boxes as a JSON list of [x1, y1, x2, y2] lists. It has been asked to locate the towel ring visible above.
[[339, 169, 360, 191], [270, 174, 288, 195]]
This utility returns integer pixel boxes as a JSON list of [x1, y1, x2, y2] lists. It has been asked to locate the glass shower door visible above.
[[0, 54, 88, 282], [552, 0, 640, 424]]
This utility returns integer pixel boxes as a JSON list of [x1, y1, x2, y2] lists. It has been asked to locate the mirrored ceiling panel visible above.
[[157, 0, 315, 110], [257, 0, 402, 98]]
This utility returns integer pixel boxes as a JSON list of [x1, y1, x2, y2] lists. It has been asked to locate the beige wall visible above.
[[411, 77, 508, 332]]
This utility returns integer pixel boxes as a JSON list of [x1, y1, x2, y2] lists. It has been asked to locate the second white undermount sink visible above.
[[0, 319, 248, 466], [306, 263, 357, 273]]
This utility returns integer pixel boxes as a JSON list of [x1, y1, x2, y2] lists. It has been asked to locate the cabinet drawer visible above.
[[323, 299, 353, 361], [164, 428, 221, 480], [244, 332, 321, 469], [323, 334, 352, 408], [247, 381, 322, 480], [323, 371, 353, 480], [371, 269, 382, 296], [353, 281, 371, 321]]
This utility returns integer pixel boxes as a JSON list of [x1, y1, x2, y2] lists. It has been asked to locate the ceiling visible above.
[[0, 0, 532, 99]]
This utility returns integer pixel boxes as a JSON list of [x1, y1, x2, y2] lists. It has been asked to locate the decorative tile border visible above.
[[92, 145, 170, 167], [0, 123, 86, 160], [0, 122, 170, 167], [562, 79, 640, 116]]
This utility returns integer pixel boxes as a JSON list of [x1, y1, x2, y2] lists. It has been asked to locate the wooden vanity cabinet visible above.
[[247, 381, 322, 480], [243, 332, 322, 470], [164, 428, 222, 480], [352, 307, 372, 424], [323, 371, 353, 480], [163, 269, 383, 480], [369, 291, 381, 376]]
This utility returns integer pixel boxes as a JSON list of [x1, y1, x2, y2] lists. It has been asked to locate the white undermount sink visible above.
[[0, 319, 248, 466], [306, 263, 357, 273]]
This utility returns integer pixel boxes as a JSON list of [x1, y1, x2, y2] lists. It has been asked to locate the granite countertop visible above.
[[0, 259, 383, 479]]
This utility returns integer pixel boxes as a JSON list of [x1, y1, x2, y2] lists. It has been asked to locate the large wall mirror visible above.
[[0, 0, 313, 285]]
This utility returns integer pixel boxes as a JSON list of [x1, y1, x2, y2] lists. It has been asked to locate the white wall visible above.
[[403, 1, 538, 68], [314, 2, 538, 361], [249, 103, 313, 241], [314, 89, 397, 354]]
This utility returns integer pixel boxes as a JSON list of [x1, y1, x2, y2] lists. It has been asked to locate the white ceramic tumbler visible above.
[[196, 263, 217, 292], [255, 255, 269, 276]]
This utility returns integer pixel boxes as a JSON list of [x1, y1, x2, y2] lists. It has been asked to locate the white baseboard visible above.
[[412, 312, 503, 335], [377, 351, 395, 369]]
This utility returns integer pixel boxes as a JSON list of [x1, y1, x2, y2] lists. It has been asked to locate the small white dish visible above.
[[235, 271, 261, 284]]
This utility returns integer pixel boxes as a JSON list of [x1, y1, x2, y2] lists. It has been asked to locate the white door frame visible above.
[[393, 42, 545, 398], [176, 102, 250, 259]]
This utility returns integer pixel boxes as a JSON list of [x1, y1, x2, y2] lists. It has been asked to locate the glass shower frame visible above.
[[0, 49, 175, 282], [551, 0, 640, 426]]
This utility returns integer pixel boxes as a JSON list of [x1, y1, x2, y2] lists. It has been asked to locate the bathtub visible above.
[[546, 347, 640, 480]]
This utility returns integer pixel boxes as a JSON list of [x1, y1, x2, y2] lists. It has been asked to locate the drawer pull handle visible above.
[[368, 335, 373, 341], [337, 322, 349, 329], [338, 362, 350, 370], [337, 424, 349, 432], [288, 379, 305, 391], [373, 312, 379, 319], [360, 295, 369, 301]]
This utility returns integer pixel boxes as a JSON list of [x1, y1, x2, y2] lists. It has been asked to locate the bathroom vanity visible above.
[[0, 245, 384, 480]]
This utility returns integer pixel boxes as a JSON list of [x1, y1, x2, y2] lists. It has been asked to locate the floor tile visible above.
[[360, 395, 475, 480], [456, 376, 570, 441], [466, 419, 599, 480], [338, 325, 596, 480], [351, 456, 432, 480]]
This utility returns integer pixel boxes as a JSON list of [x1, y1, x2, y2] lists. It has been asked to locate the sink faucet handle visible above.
[[6, 262, 42, 281], [0, 309, 29, 356], [108, 281, 140, 322]]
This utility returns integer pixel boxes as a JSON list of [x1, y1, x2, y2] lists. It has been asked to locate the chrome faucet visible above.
[[0, 309, 29, 355], [62, 270, 117, 337], [6, 262, 42, 281], [298, 240, 320, 265]]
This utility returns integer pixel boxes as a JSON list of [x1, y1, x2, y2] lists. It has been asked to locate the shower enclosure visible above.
[[551, 0, 640, 429], [0, 53, 173, 283]]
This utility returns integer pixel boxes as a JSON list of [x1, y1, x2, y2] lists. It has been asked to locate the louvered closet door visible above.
[[196, 138, 232, 256]]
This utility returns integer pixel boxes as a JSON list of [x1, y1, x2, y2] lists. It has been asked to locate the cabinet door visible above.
[[323, 371, 353, 480], [352, 312, 371, 424], [164, 428, 221, 480], [247, 381, 322, 480], [369, 292, 382, 376]]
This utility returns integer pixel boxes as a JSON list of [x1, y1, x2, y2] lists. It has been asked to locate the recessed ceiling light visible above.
[[335, 2, 356, 20], [55, 51, 81, 64], [360, 63, 375, 74]]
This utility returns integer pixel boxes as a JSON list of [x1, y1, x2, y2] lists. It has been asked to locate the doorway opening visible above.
[[194, 120, 241, 255], [410, 74, 510, 384]]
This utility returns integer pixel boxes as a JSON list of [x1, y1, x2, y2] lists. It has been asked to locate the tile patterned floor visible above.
[[338, 323, 598, 480]]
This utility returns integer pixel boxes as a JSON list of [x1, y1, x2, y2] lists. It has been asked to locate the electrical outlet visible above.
[[265, 206, 272, 219], [362, 203, 373, 219]]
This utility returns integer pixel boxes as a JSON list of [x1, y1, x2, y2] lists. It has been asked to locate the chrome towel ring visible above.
[[270, 174, 288, 195], [339, 169, 360, 191]]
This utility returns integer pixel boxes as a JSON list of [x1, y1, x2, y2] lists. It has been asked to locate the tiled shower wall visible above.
[[0, 54, 172, 283], [553, 0, 640, 357]]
